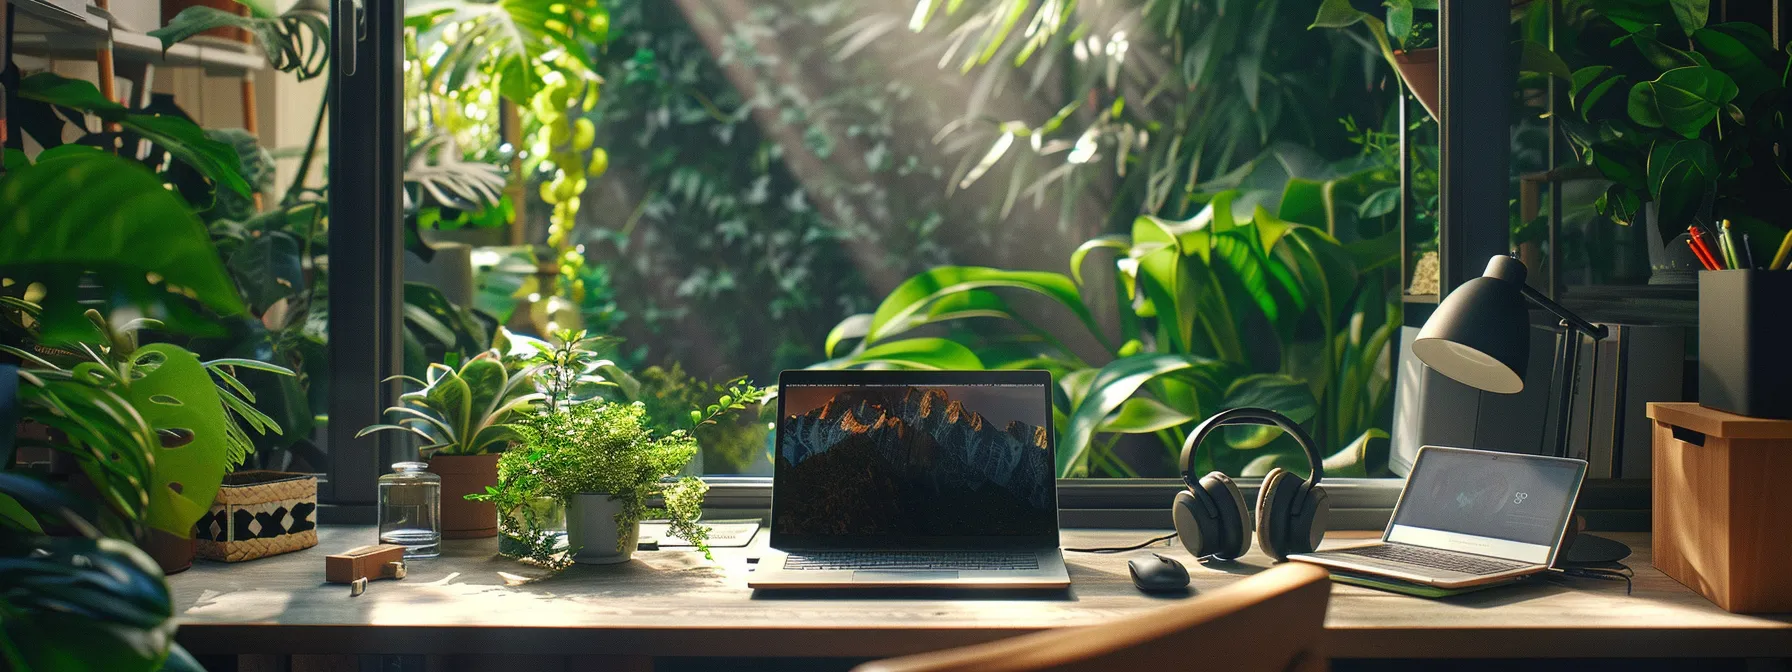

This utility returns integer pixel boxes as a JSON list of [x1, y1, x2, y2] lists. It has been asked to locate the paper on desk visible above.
[[638, 519, 760, 548]]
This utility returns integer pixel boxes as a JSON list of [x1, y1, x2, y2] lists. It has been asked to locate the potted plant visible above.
[[1311, 0, 1440, 119], [357, 351, 542, 539], [472, 332, 763, 567], [5, 306, 292, 573], [1557, 2, 1791, 270]]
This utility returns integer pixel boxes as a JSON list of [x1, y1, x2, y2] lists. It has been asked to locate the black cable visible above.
[[1064, 533, 1179, 554], [1555, 562, 1634, 595]]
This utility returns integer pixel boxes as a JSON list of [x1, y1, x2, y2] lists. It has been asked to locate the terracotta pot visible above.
[[1394, 48, 1439, 122], [565, 493, 639, 565], [160, 0, 251, 43], [427, 454, 500, 539], [143, 528, 195, 575]]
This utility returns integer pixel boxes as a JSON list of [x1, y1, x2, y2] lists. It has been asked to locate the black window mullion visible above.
[[325, 0, 404, 521], [1437, 0, 1516, 295]]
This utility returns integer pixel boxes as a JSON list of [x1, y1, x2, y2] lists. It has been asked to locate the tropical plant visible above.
[[1558, 0, 1791, 253], [0, 472, 203, 672], [356, 351, 543, 458], [502, 329, 637, 412], [1310, 0, 1439, 69], [823, 179, 1399, 478], [4, 308, 293, 538], [880, 0, 1398, 229], [151, 0, 332, 80]]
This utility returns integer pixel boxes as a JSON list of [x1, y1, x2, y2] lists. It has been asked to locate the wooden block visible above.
[[1649, 402, 1792, 613], [324, 544, 406, 584]]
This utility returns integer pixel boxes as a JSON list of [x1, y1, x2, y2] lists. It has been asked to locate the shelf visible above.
[[9, 2, 267, 76], [1401, 294, 1441, 304], [1556, 284, 1698, 327]]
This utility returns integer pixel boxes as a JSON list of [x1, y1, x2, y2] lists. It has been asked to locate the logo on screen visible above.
[[1513, 492, 1528, 504]]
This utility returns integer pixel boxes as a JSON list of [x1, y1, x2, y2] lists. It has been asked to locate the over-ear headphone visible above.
[[1172, 407, 1330, 562]]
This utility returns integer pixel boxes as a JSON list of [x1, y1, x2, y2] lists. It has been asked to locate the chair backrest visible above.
[[853, 562, 1333, 672]]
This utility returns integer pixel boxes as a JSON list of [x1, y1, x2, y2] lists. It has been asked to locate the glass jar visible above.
[[378, 461, 440, 558]]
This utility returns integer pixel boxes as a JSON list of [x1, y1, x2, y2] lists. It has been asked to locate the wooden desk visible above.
[[170, 527, 1792, 661]]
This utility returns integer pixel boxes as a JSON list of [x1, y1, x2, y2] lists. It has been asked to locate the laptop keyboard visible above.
[[1333, 544, 1529, 576], [784, 551, 1038, 571]]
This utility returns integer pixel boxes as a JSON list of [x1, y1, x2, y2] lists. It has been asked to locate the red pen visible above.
[[1689, 226, 1725, 269], [1687, 238, 1720, 270]]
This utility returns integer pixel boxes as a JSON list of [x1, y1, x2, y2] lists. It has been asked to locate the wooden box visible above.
[[195, 471, 319, 563], [1648, 403, 1792, 613]]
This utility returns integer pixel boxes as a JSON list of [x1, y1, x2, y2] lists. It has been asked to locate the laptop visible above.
[[749, 370, 1071, 589], [1289, 445, 1586, 589]]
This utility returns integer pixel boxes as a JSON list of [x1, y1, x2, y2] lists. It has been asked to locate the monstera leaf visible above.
[[0, 150, 244, 343], [125, 345, 248, 538], [151, 0, 330, 80], [18, 73, 251, 198]]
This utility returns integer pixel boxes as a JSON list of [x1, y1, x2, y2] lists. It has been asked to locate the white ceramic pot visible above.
[[565, 493, 639, 565]]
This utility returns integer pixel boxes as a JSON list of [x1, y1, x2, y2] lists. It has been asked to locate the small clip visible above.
[[350, 577, 368, 597], [383, 560, 407, 580]]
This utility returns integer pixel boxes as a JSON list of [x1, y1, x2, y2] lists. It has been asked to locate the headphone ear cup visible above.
[[1256, 468, 1293, 561], [1199, 472, 1253, 561], [1257, 470, 1331, 561], [1171, 490, 1209, 558]]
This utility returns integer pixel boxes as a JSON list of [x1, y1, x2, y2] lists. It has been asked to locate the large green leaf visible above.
[[1670, 0, 1709, 35], [844, 338, 984, 370], [407, 0, 607, 105], [1060, 354, 1224, 476], [1647, 138, 1716, 226], [150, 1, 331, 79], [0, 151, 244, 343], [863, 267, 1104, 350], [127, 345, 242, 537], [1219, 374, 1318, 449], [1627, 66, 1740, 138], [1322, 429, 1391, 477], [1098, 397, 1198, 435], [19, 73, 251, 197]]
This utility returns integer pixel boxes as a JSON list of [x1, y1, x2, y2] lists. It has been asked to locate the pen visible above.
[[1687, 239, 1720, 270], [1774, 229, 1792, 270], [1720, 220, 1741, 269], [1690, 225, 1725, 269], [1742, 233, 1755, 269]]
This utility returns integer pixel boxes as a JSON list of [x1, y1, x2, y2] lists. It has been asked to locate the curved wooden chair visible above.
[[853, 562, 1333, 672]]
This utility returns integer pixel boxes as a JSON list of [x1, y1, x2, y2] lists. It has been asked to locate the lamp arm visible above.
[[1520, 284, 1609, 340]]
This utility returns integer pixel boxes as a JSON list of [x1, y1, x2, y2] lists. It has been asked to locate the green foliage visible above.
[[636, 364, 771, 473], [492, 402, 711, 559], [0, 149, 245, 344], [401, 283, 500, 379], [19, 73, 251, 199], [825, 186, 1398, 478], [357, 352, 542, 457], [586, 0, 963, 378], [0, 473, 202, 672], [6, 309, 292, 538], [507, 329, 635, 411], [150, 0, 331, 80], [1559, 1, 1790, 251], [895, 0, 1398, 227]]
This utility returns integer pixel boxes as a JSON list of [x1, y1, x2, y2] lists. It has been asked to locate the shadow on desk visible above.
[[750, 587, 1078, 601]]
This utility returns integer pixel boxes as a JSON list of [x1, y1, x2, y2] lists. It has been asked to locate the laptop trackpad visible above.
[[853, 570, 958, 582]]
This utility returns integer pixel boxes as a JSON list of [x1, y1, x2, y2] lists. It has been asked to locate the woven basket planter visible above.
[[195, 471, 319, 563]]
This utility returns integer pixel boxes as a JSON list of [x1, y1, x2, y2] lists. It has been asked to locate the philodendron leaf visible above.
[[1099, 397, 1197, 435], [845, 338, 984, 370], [1670, 0, 1709, 35], [1627, 66, 1739, 138], [151, 2, 331, 79], [1219, 374, 1319, 450], [0, 151, 244, 343], [127, 345, 241, 538], [1322, 429, 1392, 477], [19, 73, 252, 197], [863, 267, 1104, 350], [1060, 354, 1224, 476]]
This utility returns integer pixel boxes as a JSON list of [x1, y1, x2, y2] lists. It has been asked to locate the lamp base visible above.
[[1558, 532, 1631, 565]]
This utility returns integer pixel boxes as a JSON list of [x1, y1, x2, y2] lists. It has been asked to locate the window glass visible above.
[[403, 0, 1415, 480]]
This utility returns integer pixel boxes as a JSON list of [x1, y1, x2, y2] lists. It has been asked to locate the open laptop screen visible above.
[[1385, 446, 1586, 565], [773, 371, 1057, 549]]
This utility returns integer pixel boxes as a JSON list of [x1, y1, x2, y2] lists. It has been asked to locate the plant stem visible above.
[[283, 87, 331, 206]]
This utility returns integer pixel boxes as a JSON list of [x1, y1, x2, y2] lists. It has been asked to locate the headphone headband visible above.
[[1179, 407, 1325, 504]]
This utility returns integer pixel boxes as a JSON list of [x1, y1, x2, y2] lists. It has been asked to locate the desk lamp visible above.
[[1412, 255, 1629, 564]]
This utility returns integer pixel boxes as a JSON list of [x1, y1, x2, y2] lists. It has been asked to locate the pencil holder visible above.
[[1699, 270, 1792, 419]]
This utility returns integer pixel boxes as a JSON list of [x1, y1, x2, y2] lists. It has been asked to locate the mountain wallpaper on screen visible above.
[[776, 386, 1054, 537]]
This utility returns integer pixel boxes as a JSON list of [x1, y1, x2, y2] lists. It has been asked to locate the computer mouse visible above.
[[1129, 552, 1191, 592]]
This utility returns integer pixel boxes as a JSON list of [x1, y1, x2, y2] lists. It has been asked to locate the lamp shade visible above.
[[1411, 256, 1533, 394]]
